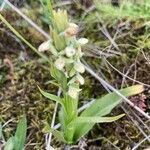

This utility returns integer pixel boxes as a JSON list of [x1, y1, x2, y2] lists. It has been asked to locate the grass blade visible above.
[[46, 0, 53, 20], [0, 13, 50, 63], [14, 117, 27, 150]]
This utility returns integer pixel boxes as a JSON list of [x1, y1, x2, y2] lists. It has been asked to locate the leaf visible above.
[[38, 86, 64, 106], [58, 108, 66, 130], [62, 95, 78, 125], [44, 123, 66, 143], [14, 116, 27, 150], [59, 95, 78, 143], [69, 114, 125, 125], [4, 137, 15, 150], [40, 0, 52, 25], [73, 85, 144, 142], [82, 85, 144, 117], [50, 64, 67, 93], [64, 126, 75, 144], [52, 29, 66, 51], [45, 80, 59, 87], [51, 129, 66, 143], [46, 0, 53, 20]]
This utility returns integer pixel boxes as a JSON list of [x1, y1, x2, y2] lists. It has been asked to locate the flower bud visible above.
[[65, 23, 79, 36], [76, 47, 84, 58], [68, 85, 81, 99], [69, 68, 76, 77], [76, 74, 85, 85], [78, 38, 88, 45], [38, 40, 51, 52], [74, 62, 85, 73], [65, 47, 76, 57], [54, 57, 65, 70]]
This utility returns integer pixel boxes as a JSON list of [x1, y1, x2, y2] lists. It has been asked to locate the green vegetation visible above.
[[38, 1, 144, 144], [0, 0, 149, 149], [1, 117, 27, 150], [85, 0, 150, 24]]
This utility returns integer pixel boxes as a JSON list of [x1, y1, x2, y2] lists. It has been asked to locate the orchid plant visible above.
[[38, 1, 144, 144]]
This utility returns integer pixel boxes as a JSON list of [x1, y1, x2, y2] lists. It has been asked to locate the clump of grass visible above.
[[85, 0, 150, 24]]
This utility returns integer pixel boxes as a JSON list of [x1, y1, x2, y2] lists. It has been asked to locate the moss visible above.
[[0, 56, 56, 149]]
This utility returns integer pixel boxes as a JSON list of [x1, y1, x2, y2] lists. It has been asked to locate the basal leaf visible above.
[[73, 85, 144, 142], [59, 95, 78, 144], [62, 95, 78, 123], [69, 114, 125, 125], [64, 126, 75, 144], [82, 85, 144, 117]]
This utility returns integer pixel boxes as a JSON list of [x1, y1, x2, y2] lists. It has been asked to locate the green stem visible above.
[[47, 0, 53, 17], [46, 0, 54, 26]]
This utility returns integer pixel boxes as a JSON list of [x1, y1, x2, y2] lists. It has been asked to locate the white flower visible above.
[[65, 23, 79, 36], [38, 40, 51, 52], [78, 38, 88, 45], [74, 62, 85, 73], [68, 85, 81, 99], [54, 57, 65, 70], [65, 47, 76, 57], [76, 74, 85, 85]]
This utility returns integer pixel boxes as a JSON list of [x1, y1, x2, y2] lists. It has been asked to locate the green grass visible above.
[[85, 1, 150, 24]]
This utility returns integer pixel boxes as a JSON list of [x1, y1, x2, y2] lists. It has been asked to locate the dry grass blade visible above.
[[46, 89, 61, 150], [0, 1, 6, 11], [104, 58, 150, 88], [132, 135, 150, 150], [121, 106, 150, 142]]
